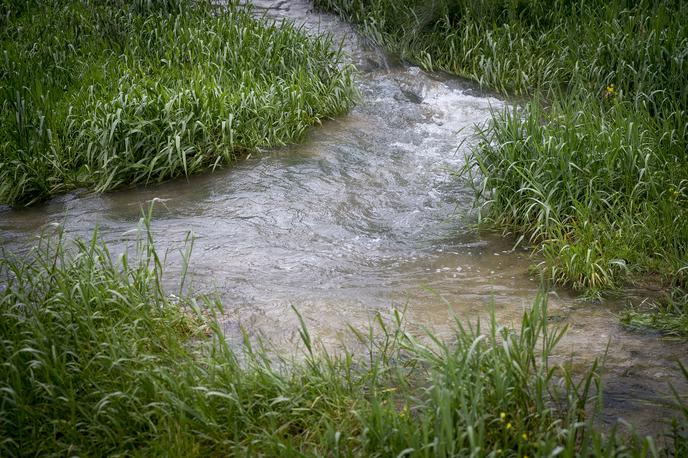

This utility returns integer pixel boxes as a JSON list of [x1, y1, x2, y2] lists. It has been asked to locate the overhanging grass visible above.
[[2, 215, 686, 455], [0, 0, 355, 206], [315, 0, 688, 331], [467, 98, 688, 297]]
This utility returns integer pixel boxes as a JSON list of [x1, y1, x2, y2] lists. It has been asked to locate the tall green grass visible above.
[[0, 0, 355, 206], [315, 0, 688, 330], [468, 98, 688, 296], [2, 214, 686, 455], [314, 0, 688, 105]]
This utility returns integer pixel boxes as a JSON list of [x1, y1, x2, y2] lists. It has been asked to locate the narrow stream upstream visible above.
[[1, 0, 686, 439]]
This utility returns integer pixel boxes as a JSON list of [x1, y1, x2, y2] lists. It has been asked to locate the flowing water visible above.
[[1, 0, 686, 438]]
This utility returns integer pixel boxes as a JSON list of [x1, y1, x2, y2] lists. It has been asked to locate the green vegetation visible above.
[[314, 0, 688, 332], [0, 0, 355, 206], [1, 214, 686, 456], [621, 290, 688, 337], [1, 2, 686, 452], [313, 0, 687, 102]]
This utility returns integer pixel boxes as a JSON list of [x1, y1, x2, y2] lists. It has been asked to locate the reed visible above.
[[0, 0, 355, 206]]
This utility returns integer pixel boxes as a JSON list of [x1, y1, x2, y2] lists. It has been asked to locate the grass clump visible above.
[[470, 98, 688, 297], [2, 216, 686, 455], [0, 0, 355, 206], [315, 0, 688, 330], [314, 0, 688, 104], [621, 290, 688, 337]]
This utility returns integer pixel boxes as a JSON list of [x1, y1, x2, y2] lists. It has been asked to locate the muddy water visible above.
[[1, 0, 686, 438]]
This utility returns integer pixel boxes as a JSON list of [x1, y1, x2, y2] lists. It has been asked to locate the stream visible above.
[[1, 0, 686, 438]]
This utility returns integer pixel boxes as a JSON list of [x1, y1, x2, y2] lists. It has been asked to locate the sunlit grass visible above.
[[0, 0, 355, 206]]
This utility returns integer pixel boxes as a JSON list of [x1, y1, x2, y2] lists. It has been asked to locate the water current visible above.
[[1, 0, 686, 438]]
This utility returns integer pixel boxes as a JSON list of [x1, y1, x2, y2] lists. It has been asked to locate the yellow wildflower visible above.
[[506, 422, 512, 430], [522, 433, 528, 440], [500, 412, 506, 421], [604, 83, 617, 101]]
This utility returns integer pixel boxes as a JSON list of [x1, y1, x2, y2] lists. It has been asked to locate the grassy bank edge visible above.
[[312, 0, 688, 335], [1, 209, 686, 455], [0, 0, 356, 206]]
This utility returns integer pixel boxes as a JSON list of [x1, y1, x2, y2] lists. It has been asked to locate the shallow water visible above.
[[1, 0, 686, 438]]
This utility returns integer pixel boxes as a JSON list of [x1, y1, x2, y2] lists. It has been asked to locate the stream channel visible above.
[[1, 0, 686, 439]]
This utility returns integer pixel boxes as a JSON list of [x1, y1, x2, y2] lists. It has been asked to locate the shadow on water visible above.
[[1, 0, 685, 438]]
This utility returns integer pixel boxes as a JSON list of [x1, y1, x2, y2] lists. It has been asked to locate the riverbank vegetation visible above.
[[314, 0, 688, 334], [0, 0, 355, 206], [1, 218, 686, 455]]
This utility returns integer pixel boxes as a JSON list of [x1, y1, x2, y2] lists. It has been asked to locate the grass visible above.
[[314, 0, 688, 333], [313, 0, 687, 104], [2, 2, 685, 454], [1, 210, 686, 456], [621, 290, 688, 337], [468, 98, 688, 297], [0, 0, 355, 206]]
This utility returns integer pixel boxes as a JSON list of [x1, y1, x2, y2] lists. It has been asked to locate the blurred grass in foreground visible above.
[[0, 209, 686, 455]]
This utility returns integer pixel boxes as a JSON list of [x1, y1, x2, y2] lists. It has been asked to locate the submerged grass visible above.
[[0, 214, 686, 455], [621, 290, 688, 337], [315, 0, 688, 332], [0, 0, 355, 206]]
